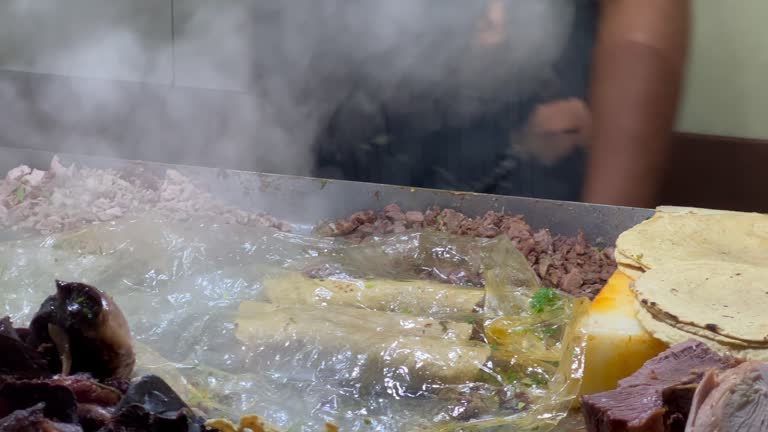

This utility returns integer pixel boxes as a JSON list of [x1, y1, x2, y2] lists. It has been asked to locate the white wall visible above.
[[677, 0, 768, 139]]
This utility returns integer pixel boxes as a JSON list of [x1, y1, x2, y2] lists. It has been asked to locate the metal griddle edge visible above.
[[0, 145, 654, 243]]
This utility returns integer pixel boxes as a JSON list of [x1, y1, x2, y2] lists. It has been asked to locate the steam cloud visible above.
[[0, 0, 574, 176]]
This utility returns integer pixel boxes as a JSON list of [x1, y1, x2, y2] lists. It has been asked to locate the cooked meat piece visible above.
[[0, 381, 78, 424], [0, 403, 83, 432], [662, 384, 699, 431], [76, 403, 113, 432], [0, 375, 201, 432], [101, 378, 130, 395], [686, 361, 768, 432], [115, 164, 162, 192], [28, 281, 135, 380], [0, 317, 51, 379], [561, 269, 584, 294], [405, 211, 425, 224], [48, 375, 123, 407], [438, 384, 496, 421], [496, 387, 533, 413], [384, 203, 406, 221], [105, 403, 202, 432], [581, 340, 740, 432], [317, 205, 615, 298], [115, 375, 192, 419], [103, 375, 203, 432], [0, 403, 46, 431]]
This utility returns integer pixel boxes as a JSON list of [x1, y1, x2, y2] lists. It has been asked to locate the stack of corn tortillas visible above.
[[616, 206, 768, 360]]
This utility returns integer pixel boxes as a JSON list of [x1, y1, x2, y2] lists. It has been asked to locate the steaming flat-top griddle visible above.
[[0, 144, 653, 430]]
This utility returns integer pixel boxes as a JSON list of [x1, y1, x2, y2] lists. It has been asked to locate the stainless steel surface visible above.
[[0, 145, 654, 242]]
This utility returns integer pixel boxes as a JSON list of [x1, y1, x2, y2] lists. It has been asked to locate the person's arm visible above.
[[582, 0, 690, 207]]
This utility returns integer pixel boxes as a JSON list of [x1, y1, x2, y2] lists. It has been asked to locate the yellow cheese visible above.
[[580, 271, 668, 396]]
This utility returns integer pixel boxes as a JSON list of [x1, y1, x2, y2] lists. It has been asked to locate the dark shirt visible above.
[[315, 0, 597, 201]]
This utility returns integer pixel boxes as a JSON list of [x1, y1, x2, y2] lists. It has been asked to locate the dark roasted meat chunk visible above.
[[0, 317, 51, 379], [581, 340, 741, 432], [0, 282, 209, 432], [0, 380, 79, 424], [28, 281, 135, 380], [103, 375, 204, 432]]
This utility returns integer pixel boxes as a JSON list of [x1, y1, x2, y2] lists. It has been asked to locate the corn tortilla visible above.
[[615, 207, 768, 271], [632, 262, 768, 344], [635, 300, 766, 349], [616, 262, 645, 280], [634, 300, 768, 362]]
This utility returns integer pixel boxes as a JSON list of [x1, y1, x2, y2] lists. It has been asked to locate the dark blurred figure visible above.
[[314, 0, 690, 207]]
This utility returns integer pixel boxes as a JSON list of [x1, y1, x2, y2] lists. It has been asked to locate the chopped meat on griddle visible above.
[[0, 158, 291, 235], [317, 204, 615, 298]]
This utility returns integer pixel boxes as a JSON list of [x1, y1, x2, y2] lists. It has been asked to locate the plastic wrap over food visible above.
[[0, 215, 589, 431]]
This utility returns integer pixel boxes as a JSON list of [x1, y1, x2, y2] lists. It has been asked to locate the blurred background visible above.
[[0, 0, 765, 211]]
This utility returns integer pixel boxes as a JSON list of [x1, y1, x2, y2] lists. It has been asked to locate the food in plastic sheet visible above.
[[0, 215, 590, 431], [263, 273, 484, 315], [235, 302, 490, 389]]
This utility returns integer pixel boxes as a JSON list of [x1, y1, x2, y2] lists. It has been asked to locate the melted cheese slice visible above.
[[580, 271, 668, 395]]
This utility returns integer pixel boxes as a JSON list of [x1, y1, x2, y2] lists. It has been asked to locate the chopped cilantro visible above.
[[363, 418, 373, 426], [14, 185, 25, 202], [522, 375, 549, 388], [530, 288, 561, 314], [541, 327, 557, 337], [503, 371, 520, 383], [490, 344, 500, 351], [364, 282, 374, 289], [465, 317, 477, 325]]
